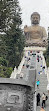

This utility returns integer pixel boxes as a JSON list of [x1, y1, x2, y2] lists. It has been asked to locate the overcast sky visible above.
[[19, 0, 49, 32]]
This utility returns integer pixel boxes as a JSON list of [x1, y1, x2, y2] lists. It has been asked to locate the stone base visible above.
[[24, 46, 46, 52], [25, 42, 47, 47]]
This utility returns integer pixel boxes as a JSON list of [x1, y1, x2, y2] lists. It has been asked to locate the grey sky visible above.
[[19, 0, 49, 32]]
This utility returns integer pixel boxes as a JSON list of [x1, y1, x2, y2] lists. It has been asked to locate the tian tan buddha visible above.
[[24, 12, 47, 47]]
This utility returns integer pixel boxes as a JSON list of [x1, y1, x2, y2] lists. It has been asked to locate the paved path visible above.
[[15, 49, 49, 111], [36, 73, 49, 111]]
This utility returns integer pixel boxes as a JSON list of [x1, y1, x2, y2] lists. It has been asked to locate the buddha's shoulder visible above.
[[31, 25, 45, 29]]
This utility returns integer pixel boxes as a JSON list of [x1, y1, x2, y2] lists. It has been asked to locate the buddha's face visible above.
[[31, 14, 40, 25]]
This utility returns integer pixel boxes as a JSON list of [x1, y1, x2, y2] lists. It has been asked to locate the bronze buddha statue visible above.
[[24, 12, 47, 47]]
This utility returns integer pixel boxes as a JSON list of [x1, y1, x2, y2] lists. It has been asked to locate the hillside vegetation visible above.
[[0, 0, 25, 77]]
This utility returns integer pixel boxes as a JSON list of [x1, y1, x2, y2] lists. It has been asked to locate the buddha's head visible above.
[[31, 12, 40, 25]]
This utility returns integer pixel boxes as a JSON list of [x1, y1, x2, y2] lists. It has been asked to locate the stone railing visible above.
[[42, 54, 47, 75], [10, 66, 18, 78], [42, 54, 49, 82], [17, 57, 25, 74], [47, 67, 49, 83], [10, 57, 25, 78], [33, 90, 36, 111], [42, 54, 49, 92]]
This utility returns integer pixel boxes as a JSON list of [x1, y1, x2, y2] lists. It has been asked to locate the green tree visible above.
[[43, 28, 49, 67], [0, 0, 25, 77]]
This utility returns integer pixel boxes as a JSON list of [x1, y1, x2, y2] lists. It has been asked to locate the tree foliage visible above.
[[43, 32, 49, 67], [0, 0, 25, 77], [0, 0, 22, 31]]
